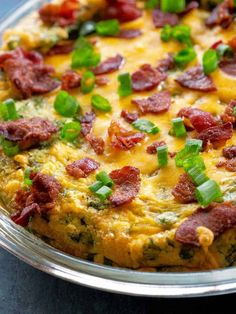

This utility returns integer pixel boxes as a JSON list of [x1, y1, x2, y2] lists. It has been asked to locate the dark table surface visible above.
[[0, 1, 236, 313]]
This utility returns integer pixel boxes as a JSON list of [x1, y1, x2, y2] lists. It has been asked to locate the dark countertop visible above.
[[0, 1, 236, 313]]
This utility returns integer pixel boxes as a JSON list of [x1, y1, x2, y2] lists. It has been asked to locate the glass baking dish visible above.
[[1, 0, 236, 298]]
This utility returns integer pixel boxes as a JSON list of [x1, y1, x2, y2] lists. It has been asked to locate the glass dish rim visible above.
[[0, 0, 236, 297]]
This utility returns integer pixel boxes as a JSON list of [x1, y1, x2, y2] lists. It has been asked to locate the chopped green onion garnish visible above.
[[54, 91, 80, 117], [0, 99, 19, 121], [96, 171, 114, 187], [118, 73, 132, 97], [203, 49, 219, 75], [233, 106, 236, 117], [95, 185, 112, 201], [89, 181, 104, 193], [216, 44, 233, 58], [60, 121, 81, 142], [175, 139, 202, 167], [182, 155, 206, 172], [91, 94, 112, 112], [157, 145, 168, 167], [185, 139, 203, 150], [160, 24, 172, 42], [195, 179, 222, 207], [132, 119, 160, 134], [174, 47, 196, 66], [145, 0, 159, 9], [79, 21, 96, 37], [24, 168, 32, 186], [172, 24, 191, 45], [72, 37, 101, 69], [161, 0, 186, 13], [96, 19, 120, 36], [171, 117, 187, 137], [1, 139, 19, 157], [187, 166, 209, 186], [81, 71, 95, 94]]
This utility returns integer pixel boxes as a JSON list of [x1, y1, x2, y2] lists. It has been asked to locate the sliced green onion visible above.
[[118, 73, 132, 97], [174, 47, 196, 66], [54, 91, 79, 117], [1, 140, 19, 157], [233, 106, 236, 117], [81, 71, 95, 94], [187, 166, 209, 186], [79, 21, 96, 37], [89, 181, 104, 193], [185, 139, 203, 150], [175, 139, 202, 167], [60, 121, 81, 142], [160, 24, 172, 42], [96, 19, 120, 36], [172, 24, 191, 46], [0, 99, 19, 121], [95, 185, 112, 201], [182, 155, 206, 172], [203, 49, 219, 75], [157, 145, 168, 167], [161, 0, 186, 13], [24, 168, 33, 186], [145, 0, 159, 9], [91, 94, 112, 112], [195, 179, 222, 207], [171, 117, 187, 137], [216, 44, 233, 58], [96, 171, 114, 187], [72, 37, 100, 69], [132, 119, 160, 134]]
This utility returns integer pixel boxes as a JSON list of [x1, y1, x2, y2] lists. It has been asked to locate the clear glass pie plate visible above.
[[1, 0, 236, 298]]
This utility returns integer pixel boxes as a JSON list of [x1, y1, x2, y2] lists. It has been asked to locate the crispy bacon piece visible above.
[[221, 100, 236, 126], [172, 174, 196, 204], [11, 172, 62, 226], [156, 54, 175, 73], [132, 91, 171, 114], [95, 76, 109, 86], [0, 118, 57, 150], [79, 112, 96, 137], [61, 70, 81, 91], [108, 121, 145, 151], [120, 110, 139, 123], [179, 1, 199, 16], [152, 9, 179, 28], [109, 166, 141, 206], [66, 157, 100, 179], [225, 158, 236, 172], [85, 134, 105, 155], [46, 42, 74, 56], [178, 107, 217, 133], [39, 0, 80, 27], [93, 54, 124, 75], [146, 141, 166, 154], [116, 29, 142, 39], [219, 56, 236, 77], [198, 122, 233, 150], [0, 48, 59, 99], [104, 0, 142, 23], [131, 64, 167, 92], [175, 66, 217, 92], [175, 202, 236, 246], [223, 145, 236, 159], [206, 0, 234, 29]]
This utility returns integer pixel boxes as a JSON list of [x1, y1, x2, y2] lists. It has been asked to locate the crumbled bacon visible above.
[[61, 70, 81, 91], [0, 118, 58, 150], [108, 121, 145, 151], [0, 48, 59, 99], [95, 76, 109, 86], [109, 166, 141, 206], [11, 203, 41, 227], [223, 145, 236, 159], [156, 54, 175, 73], [219, 56, 236, 77], [85, 134, 105, 155], [39, 0, 80, 27], [104, 0, 142, 23], [132, 91, 171, 114], [172, 173, 196, 204], [152, 9, 179, 28], [93, 54, 124, 75], [121, 110, 139, 123], [116, 29, 142, 39], [131, 64, 167, 92], [46, 42, 74, 56], [225, 158, 236, 172], [179, 1, 199, 16], [175, 202, 236, 246], [198, 122, 233, 150], [79, 111, 96, 137], [206, 0, 234, 29], [175, 66, 217, 92], [221, 100, 236, 126], [146, 141, 166, 154], [66, 157, 100, 179], [178, 107, 217, 133]]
